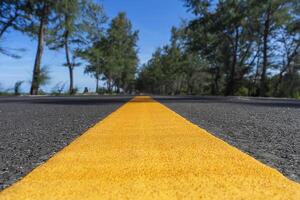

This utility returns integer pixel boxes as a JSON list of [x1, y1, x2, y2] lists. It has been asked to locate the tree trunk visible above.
[[187, 72, 194, 95], [274, 42, 300, 96], [64, 28, 74, 95], [96, 75, 99, 93], [30, 5, 47, 95], [273, 68, 284, 96], [212, 67, 220, 95], [287, 65, 296, 97], [250, 45, 261, 96], [68, 66, 74, 95], [225, 28, 239, 96], [259, 9, 270, 97], [107, 72, 112, 93]]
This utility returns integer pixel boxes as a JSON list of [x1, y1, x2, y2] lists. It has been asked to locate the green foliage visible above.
[[138, 0, 300, 98], [14, 81, 24, 95], [235, 87, 248, 96], [105, 12, 139, 93], [51, 82, 66, 96], [46, 0, 106, 95], [137, 27, 210, 95], [75, 1, 108, 47], [46, 0, 80, 50], [81, 38, 106, 79], [2, 0, 299, 98], [80, 12, 138, 94], [36, 65, 51, 87], [96, 87, 110, 95], [0, 0, 28, 58], [19, 0, 60, 37], [137, 0, 300, 97], [72, 86, 79, 94], [18, 0, 63, 94]]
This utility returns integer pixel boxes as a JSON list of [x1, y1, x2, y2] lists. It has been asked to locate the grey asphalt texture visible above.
[[0, 96, 132, 191], [0, 95, 299, 192], [155, 96, 300, 183]]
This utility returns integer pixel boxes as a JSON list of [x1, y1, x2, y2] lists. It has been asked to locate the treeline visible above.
[[0, 0, 138, 95], [137, 0, 300, 97]]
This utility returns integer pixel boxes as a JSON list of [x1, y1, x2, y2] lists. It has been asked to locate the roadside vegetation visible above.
[[137, 0, 300, 98], [0, 0, 299, 98], [0, 0, 138, 95]]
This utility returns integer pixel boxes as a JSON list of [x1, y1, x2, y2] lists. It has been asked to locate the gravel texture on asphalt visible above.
[[2, 96, 299, 199], [0, 96, 131, 191], [156, 96, 300, 183]]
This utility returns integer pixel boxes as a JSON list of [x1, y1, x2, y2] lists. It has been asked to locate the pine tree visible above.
[[19, 0, 60, 95], [46, 0, 80, 95], [105, 12, 139, 93], [0, 0, 27, 58]]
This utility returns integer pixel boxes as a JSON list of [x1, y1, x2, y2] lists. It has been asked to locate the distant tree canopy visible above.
[[1, 0, 299, 97], [136, 27, 210, 95], [137, 0, 300, 98], [80, 12, 139, 94], [1, 0, 138, 95]]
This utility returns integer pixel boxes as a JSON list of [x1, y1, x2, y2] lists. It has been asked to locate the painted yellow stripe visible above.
[[1, 96, 299, 199]]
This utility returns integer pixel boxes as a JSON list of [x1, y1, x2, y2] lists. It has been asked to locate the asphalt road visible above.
[[0, 96, 132, 190], [0, 95, 299, 191], [2, 96, 299, 199], [156, 96, 300, 183]]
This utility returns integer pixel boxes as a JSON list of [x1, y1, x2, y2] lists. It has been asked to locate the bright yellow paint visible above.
[[0, 96, 299, 200]]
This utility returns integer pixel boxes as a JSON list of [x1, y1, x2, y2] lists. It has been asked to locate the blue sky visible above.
[[0, 0, 193, 93]]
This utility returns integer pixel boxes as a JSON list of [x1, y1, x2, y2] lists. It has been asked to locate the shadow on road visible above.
[[0, 95, 299, 108]]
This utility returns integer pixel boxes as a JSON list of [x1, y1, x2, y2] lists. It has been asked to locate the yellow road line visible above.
[[0, 96, 299, 199]]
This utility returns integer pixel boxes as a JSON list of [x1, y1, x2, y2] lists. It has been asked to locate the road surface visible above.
[[0, 95, 299, 199], [0, 96, 132, 190]]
